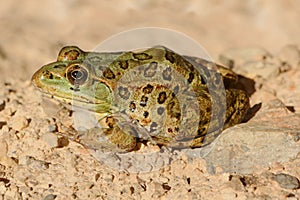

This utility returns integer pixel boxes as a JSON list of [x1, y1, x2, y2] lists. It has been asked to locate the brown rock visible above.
[[8, 115, 29, 131]]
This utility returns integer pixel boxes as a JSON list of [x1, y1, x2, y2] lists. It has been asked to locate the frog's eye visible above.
[[66, 64, 88, 85]]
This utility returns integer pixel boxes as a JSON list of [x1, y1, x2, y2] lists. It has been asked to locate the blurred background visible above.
[[0, 0, 299, 80]]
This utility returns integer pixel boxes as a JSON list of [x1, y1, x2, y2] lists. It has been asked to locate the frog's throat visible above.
[[40, 92, 114, 113]]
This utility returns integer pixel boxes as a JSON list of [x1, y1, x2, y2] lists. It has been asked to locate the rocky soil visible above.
[[1, 1, 300, 199]]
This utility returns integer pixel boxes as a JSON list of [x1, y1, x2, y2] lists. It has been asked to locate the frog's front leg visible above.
[[76, 126, 137, 152], [74, 114, 141, 152]]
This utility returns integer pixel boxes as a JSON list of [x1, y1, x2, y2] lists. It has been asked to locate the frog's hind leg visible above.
[[223, 89, 250, 129], [189, 89, 249, 148]]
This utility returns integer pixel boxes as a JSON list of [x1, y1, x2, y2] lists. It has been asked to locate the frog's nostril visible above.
[[31, 69, 43, 87], [32, 68, 41, 80]]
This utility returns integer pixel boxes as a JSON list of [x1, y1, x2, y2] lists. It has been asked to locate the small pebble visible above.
[[9, 115, 29, 131], [41, 132, 58, 148], [273, 173, 300, 190], [43, 194, 57, 200]]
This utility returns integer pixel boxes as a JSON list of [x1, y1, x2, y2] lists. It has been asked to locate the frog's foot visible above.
[[74, 126, 138, 152]]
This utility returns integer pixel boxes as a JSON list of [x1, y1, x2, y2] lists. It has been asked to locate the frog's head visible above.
[[31, 46, 113, 113]]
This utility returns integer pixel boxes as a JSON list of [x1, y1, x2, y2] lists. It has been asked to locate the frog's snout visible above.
[[31, 68, 41, 88]]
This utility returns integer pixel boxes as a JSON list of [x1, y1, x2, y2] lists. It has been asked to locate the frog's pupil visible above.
[[72, 70, 82, 79], [66, 65, 88, 85]]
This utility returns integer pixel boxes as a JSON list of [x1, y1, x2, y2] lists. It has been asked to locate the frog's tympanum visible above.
[[32, 46, 249, 152]]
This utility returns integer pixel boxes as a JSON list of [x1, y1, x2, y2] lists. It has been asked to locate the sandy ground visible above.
[[0, 1, 300, 199]]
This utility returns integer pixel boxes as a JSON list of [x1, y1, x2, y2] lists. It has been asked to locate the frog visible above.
[[31, 45, 249, 152]]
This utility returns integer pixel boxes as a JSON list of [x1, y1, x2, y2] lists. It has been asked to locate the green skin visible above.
[[32, 46, 250, 152]]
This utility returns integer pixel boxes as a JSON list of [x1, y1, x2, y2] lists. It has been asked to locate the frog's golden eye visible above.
[[66, 64, 88, 85]]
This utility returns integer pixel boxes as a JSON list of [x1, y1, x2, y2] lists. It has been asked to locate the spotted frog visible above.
[[32, 46, 249, 152]]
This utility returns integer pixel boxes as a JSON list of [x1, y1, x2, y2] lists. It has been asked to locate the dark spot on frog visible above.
[[162, 67, 172, 81], [63, 49, 80, 61], [167, 128, 173, 133], [157, 107, 165, 115], [199, 117, 209, 127], [144, 62, 158, 77], [118, 86, 131, 100], [172, 112, 181, 120], [167, 101, 181, 120], [105, 116, 115, 128], [200, 74, 207, 85], [43, 70, 53, 79], [117, 60, 129, 70], [133, 53, 153, 60], [53, 64, 65, 69], [187, 72, 194, 83], [129, 101, 136, 112], [70, 87, 80, 92], [140, 95, 148, 107], [142, 84, 154, 94], [103, 68, 115, 79], [169, 99, 175, 106], [165, 51, 175, 63], [150, 122, 158, 132], [206, 106, 211, 113], [197, 127, 207, 136], [143, 111, 149, 118], [157, 91, 167, 104]]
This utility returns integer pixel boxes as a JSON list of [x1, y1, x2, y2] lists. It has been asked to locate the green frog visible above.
[[32, 46, 249, 152]]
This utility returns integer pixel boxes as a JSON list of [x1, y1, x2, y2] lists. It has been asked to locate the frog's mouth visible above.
[[40, 91, 95, 105], [32, 77, 115, 113]]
